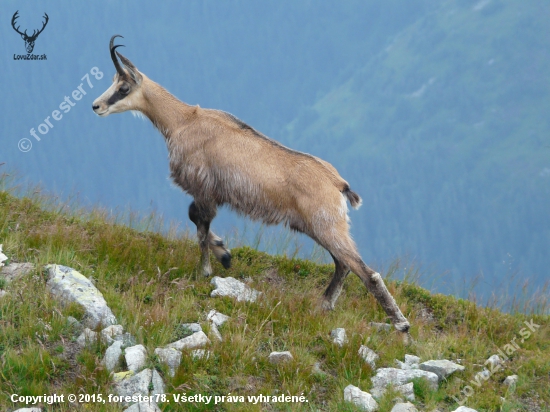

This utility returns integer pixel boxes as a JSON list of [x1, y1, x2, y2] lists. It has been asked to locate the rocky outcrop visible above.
[[331, 328, 347, 347], [1, 262, 35, 282], [391, 402, 418, 412], [210, 276, 261, 302], [45, 264, 116, 328], [207, 310, 230, 326], [125, 345, 148, 372], [419, 359, 465, 381], [115, 368, 153, 398], [104, 341, 124, 371], [359, 345, 379, 369], [268, 351, 293, 364], [166, 330, 210, 351], [154, 347, 182, 377], [344, 385, 378, 411], [370, 382, 414, 402], [371, 367, 439, 391], [0, 245, 7, 267], [503, 374, 518, 387], [124, 402, 161, 412]]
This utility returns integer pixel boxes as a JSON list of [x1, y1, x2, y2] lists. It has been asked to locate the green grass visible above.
[[0, 175, 548, 411]]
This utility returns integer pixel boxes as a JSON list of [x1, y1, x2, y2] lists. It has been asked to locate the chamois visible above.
[[92, 35, 410, 333]]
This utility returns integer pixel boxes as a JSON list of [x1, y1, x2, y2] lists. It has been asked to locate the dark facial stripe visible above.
[[107, 90, 127, 105]]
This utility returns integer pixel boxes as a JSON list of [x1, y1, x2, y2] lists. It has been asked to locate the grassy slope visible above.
[[0, 182, 548, 412]]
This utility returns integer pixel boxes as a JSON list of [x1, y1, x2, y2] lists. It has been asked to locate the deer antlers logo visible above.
[[11, 11, 49, 54]]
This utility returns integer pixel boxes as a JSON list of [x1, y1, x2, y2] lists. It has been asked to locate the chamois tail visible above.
[[343, 187, 362, 210]]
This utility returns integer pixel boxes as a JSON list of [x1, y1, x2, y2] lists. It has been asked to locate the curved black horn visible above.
[[109, 35, 126, 77]]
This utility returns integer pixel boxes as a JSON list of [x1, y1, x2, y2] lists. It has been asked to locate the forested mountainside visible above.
[[286, 0, 550, 296]]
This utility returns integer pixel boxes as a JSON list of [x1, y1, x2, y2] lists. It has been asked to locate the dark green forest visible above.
[[1, 0, 548, 303]]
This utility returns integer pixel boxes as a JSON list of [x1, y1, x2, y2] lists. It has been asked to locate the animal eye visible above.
[[119, 84, 130, 95]]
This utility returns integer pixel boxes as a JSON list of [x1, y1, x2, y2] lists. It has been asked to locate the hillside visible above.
[[0, 178, 548, 411]]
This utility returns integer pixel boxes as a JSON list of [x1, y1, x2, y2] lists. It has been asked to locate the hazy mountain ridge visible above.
[[286, 0, 550, 296]]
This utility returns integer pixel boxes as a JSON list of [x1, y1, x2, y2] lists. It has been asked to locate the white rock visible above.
[[395, 360, 419, 370], [0, 290, 7, 298], [391, 402, 418, 412], [359, 345, 379, 368], [419, 360, 465, 381], [330, 328, 348, 347], [104, 340, 123, 371], [452, 407, 479, 412], [151, 369, 166, 397], [404, 354, 421, 366], [76, 328, 98, 347], [343, 384, 378, 411], [371, 382, 414, 401], [125, 344, 148, 372], [210, 322, 223, 342], [113, 370, 135, 383], [66, 316, 82, 328], [115, 368, 153, 406], [179, 323, 202, 335], [115, 332, 137, 347], [486, 354, 503, 368], [503, 374, 518, 386], [268, 351, 293, 364], [210, 276, 261, 302], [12, 409, 42, 412], [0, 245, 7, 267], [167, 331, 210, 351], [1, 262, 35, 282], [372, 368, 439, 391], [477, 368, 490, 380], [207, 309, 230, 326], [154, 347, 182, 377], [124, 402, 161, 412], [45, 264, 116, 328], [102, 324, 124, 340]]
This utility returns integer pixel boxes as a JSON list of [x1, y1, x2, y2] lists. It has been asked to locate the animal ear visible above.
[[116, 51, 142, 84]]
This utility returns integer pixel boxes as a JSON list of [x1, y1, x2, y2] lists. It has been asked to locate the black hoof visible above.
[[221, 252, 231, 269]]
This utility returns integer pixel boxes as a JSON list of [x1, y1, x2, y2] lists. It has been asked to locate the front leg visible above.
[[189, 201, 217, 276], [208, 231, 232, 269]]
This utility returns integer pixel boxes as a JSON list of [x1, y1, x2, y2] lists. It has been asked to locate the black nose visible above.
[[92, 104, 100, 111]]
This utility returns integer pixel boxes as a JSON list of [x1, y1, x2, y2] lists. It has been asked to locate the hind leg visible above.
[[349, 258, 410, 332], [315, 221, 410, 333], [322, 253, 350, 310]]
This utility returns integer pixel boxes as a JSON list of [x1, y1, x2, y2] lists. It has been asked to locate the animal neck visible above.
[[139, 76, 195, 140]]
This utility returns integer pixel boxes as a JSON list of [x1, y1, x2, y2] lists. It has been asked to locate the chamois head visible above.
[[92, 35, 144, 117]]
